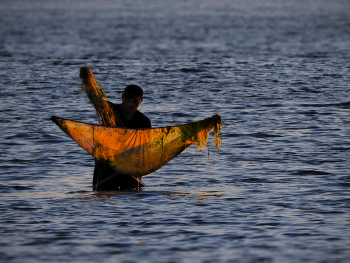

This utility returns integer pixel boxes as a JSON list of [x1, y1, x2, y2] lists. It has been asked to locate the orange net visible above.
[[51, 67, 222, 178], [79, 66, 123, 127], [51, 115, 222, 177]]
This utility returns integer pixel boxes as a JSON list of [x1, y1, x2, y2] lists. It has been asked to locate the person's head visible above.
[[121, 85, 144, 114]]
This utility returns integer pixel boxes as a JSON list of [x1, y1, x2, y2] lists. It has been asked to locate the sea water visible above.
[[1, 0, 350, 262]]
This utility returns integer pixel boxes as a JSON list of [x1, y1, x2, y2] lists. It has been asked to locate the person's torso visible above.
[[110, 102, 151, 129]]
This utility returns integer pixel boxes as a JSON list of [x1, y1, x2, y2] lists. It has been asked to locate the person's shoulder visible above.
[[136, 110, 150, 121], [135, 110, 147, 118], [135, 110, 151, 128]]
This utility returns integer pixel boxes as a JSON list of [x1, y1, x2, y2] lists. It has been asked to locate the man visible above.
[[93, 85, 151, 191]]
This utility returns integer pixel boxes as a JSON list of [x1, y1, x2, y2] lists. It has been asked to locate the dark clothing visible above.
[[93, 102, 151, 191], [109, 103, 151, 129]]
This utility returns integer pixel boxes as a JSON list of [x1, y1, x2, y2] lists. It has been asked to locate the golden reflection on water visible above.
[[73, 187, 225, 201], [167, 190, 225, 201], [90, 189, 143, 199]]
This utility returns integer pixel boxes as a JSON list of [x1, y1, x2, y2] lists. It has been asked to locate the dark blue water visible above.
[[1, 0, 350, 262]]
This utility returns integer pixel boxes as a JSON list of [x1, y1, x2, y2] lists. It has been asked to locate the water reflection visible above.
[[1, 0, 350, 262]]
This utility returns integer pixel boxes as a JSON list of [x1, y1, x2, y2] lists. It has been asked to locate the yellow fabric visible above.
[[51, 115, 222, 177]]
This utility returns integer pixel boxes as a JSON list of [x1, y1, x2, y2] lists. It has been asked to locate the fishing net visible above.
[[51, 115, 221, 177], [51, 67, 222, 178], [79, 66, 123, 127]]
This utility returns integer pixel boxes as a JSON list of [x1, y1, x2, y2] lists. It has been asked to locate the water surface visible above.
[[1, 0, 350, 262]]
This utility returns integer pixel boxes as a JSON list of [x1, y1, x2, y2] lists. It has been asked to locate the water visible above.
[[1, 0, 350, 262]]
